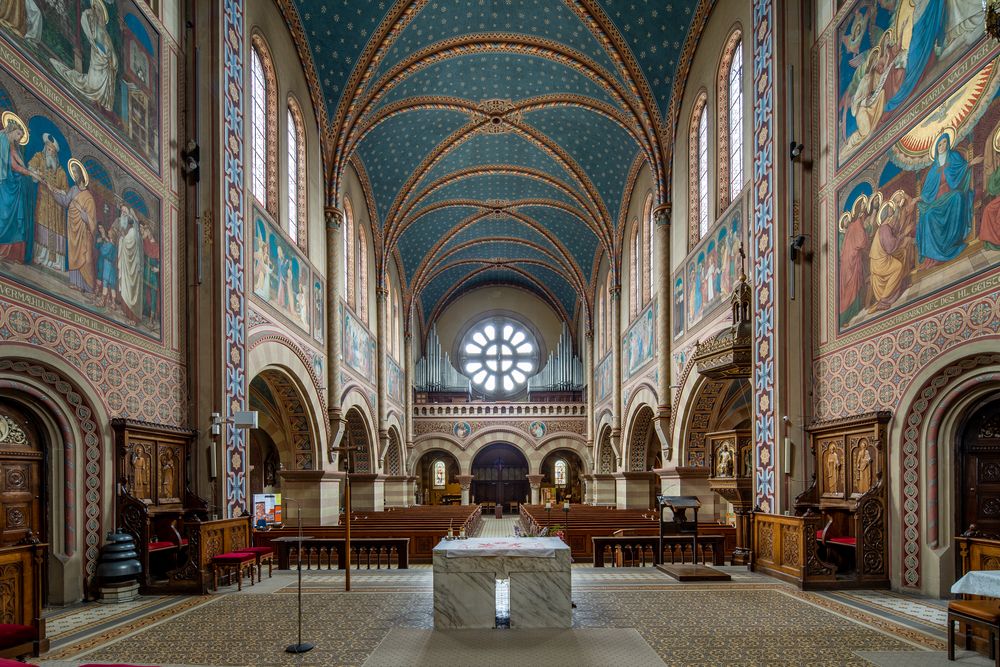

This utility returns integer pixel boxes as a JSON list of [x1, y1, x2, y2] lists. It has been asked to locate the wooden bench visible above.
[[0, 540, 47, 659], [951, 532, 1000, 662], [592, 534, 726, 567], [273, 537, 409, 570], [255, 505, 480, 564]]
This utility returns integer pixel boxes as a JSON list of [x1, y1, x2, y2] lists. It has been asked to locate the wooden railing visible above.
[[274, 537, 410, 570], [592, 535, 726, 567], [752, 512, 837, 589]]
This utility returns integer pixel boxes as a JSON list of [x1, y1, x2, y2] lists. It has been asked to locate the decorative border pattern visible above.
[[224, 0, 248, 516], [0, 360, 102, 578], [752, 0, 776, 511], [897, 353, 1000, 589]]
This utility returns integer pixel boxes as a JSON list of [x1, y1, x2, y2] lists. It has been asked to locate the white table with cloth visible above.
[[951, 570, 1000, 597], [432, 537, 571, 629]]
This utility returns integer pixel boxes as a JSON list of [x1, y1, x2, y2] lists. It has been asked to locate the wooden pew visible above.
[[0, 540, 47, 659], [518, 504, 735, 563], [255, 505, 481, 564]]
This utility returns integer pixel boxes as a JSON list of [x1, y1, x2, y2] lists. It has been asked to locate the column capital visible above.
[[526, 473, 544, 489], [652, 203, 671, 226], [455, 474, 474, 490], [325, 206, 345, 229], [608, 285, 621, 299]]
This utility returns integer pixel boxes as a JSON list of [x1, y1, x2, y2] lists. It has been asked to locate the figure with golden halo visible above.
[[838, 194, 872, 327], [0, 111, 40, 263], [50, 158, 98, 292], [49, 0, 118, 112], [27, 133, 69, 271], [916, 129, 980, 268], [869, 195, 915, 310]]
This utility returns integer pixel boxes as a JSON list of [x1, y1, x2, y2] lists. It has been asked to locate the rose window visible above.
[[460, 318, 538, 396]]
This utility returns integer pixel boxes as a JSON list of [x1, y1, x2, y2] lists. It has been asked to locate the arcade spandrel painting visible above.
[[681, 200, 744, 332], [0, 69, 162, 337], [838, 0, 984, 165], [0, 0, 161, 171], [837, 55, 1000, 331]]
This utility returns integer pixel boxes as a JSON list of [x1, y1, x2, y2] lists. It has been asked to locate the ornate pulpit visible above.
[[706, 429, 754, 565]]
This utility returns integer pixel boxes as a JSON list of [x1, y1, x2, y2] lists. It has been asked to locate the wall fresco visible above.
[[623, 302, 654, 379], [837, 55, 1000, 331], [387, 356, 403, 405], [0, 0, 161, 171], [0, 69, 161, 338], [344, 308, 374, 379], [837, 0, 984, 165], [252, 211, 311, 334]]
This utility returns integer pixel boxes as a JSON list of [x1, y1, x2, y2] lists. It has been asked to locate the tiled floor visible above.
[[478, 516, 518, 537]]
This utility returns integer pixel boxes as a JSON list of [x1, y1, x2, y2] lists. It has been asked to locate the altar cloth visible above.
[[951, 569, 1000, 597], [435, 537, 563, 558]]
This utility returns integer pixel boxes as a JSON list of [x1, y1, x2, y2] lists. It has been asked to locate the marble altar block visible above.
[[433, 537, 571, 629]]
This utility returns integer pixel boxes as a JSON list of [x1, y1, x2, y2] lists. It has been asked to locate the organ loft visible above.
[[0, 0, 997, 665]]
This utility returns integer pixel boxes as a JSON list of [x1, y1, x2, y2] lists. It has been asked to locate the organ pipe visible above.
[[414, 325, 467, 391], [527, 323, 583, 392]]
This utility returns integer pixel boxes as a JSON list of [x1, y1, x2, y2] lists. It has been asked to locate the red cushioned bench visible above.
[[210, 552, 257, 591]]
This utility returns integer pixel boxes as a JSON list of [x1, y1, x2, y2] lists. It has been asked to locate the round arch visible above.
[[413, 448, 462, 505], [343, 405, 376, 474]]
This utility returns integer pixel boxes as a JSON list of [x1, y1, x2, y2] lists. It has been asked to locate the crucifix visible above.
[[330, 443, 359, 592]]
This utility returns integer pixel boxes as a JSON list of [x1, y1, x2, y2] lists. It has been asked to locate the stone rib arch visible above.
[[624, 403, 656, 472]]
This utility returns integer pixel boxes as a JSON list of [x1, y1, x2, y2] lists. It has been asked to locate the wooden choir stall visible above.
[[0, 539, 47, 659], [114, 419, 253, 594], [752, 412, 891, 589]]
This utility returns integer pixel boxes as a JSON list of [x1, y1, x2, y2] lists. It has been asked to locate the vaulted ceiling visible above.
[[286, 0, 705, 328]]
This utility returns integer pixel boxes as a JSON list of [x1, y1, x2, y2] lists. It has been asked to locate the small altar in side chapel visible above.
[[432, 537, 571, 629]]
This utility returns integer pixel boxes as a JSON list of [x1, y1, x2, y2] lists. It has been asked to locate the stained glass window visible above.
[[250, 46, 267, 208], [728, 42, 744, 203], [461, 317, 538, 396], [698, 106, 709, 239], [433, 460, 446, 488], [554, 459, 567, 487]]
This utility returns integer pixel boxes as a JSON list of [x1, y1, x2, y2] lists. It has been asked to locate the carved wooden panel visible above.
[[849, 436, 876, 498], [780, 524, 801, 567], [154, 443, 183, 505], [0, 561, 23, 624], [820, 438, 846, 499], [127, 440, 155, 503]]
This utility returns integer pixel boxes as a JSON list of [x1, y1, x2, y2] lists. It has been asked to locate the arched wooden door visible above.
[[957, 397, 1000, 536], [0, 401, 45, 546]]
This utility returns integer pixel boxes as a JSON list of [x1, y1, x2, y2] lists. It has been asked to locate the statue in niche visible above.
[[825, 445, 843, 494], [132, 446, 150, 500], [716, 443, 734, 478], [159, 450, 175, 499], [855, 447, 873, 494], [741, 445, 752, 478]]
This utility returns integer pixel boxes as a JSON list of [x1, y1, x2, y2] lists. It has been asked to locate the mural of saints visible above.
[[836, 55, 1000, 330], [0, 72, 162, 337]]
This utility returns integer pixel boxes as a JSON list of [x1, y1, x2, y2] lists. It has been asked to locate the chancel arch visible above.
[[414, 449, 461, 506]]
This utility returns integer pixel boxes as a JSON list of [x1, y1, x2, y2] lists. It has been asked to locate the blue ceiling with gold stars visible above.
[[289, 0, 701, 324]]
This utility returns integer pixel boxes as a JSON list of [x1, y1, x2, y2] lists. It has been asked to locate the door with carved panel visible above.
[[0, 402, 44, 546], [958, 398, 1000, 536]]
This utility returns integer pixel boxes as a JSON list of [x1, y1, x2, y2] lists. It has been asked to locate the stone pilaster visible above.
[[279, 470, 344, 525], [527, 473, 544, 505], [652, 203, 673, 461], [325, 206, 346, 463]]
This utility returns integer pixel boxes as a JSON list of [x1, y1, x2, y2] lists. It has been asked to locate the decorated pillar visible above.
[[652, 204, 672, 461], [527, 474, 543, 505], [222, 0, 247, 517], [752, 0, 778, 513], [376, 286, 389, 481], [457, 475, 474, 506], [584, 326, 595, 465]]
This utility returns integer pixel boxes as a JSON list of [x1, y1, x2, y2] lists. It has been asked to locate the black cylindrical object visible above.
[[95, 530, 142, 584]]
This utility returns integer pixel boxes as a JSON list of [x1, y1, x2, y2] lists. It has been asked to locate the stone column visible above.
[[582, 475, 593, 504], [279, 470, 344, 525], [656, 467, 718, 519], [403, 328, 414, 462], [651, 204, 672, 461], [376, 287, 389, 481], [527, 474, 543, 505], [324, 207, 346, 462], [456, 474, 474, 505], [609, 285, 623, 476]]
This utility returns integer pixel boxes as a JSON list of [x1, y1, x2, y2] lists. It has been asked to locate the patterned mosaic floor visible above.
[[36, 567, 953, 667]]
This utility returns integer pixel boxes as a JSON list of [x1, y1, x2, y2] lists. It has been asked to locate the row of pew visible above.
[[253, 504, 483, 564]]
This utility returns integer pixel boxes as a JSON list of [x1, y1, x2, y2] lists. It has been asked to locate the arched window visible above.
[[643, 193, 654, 304], [688, 92, 709, 248], [554, 459, 567, 487], [344, 198, 355, 308], [249, 36, 276, 215], [718, 29, 744, 210], [358, 226, 369, 323], [286, 98, 306, 248], [630, 224, 641, 320], [433, 460, 446, 488]]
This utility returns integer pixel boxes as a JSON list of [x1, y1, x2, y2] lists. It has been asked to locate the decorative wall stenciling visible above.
[[343, 308, 374, 380], [0, 70, 163, 339], [312, 275, 324, 343], [224, 0, 247, 517], [0, 0, 162, 170], [837, 0, 984, 166], [623, 302, 655, 379], [252, 212, 312, 334], [752, 0, 776, 511], [836, 55, 1000, 332]]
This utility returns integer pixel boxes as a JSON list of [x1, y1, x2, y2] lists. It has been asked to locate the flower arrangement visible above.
[[548, 524, 566, 542]]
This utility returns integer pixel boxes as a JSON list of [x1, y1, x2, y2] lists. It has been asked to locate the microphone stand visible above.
[[284, 498, 313, 654]]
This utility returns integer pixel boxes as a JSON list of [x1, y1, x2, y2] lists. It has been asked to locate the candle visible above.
[[545, 502, 551, 510], [563, 501, 570, 511]]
